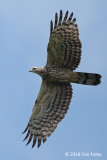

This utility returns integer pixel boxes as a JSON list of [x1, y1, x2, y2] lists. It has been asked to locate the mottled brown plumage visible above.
[[22, 10, 102, 148]]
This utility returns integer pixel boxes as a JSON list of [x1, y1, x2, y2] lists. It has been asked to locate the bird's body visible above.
[[30, 67, 101, 85], [22, 10, 102, 148]]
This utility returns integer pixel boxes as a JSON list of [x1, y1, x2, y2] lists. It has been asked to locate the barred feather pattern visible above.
[[47, 10, 82, 70], [22, 80, 72, 148], [22, 10, 102, 149]]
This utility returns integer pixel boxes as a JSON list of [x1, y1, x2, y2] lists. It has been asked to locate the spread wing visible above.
[[46, 10, 82, 70], [22, 80, 72, 148]]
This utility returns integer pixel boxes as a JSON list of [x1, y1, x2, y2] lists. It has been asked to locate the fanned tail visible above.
[[71, 72, 102, 86]]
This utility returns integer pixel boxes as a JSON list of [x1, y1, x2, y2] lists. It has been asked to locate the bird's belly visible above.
[[44, 68, 73, 83]]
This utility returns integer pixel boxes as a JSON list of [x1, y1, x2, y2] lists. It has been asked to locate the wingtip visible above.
[[23, 130, 30, 142], [55, 12, 58, 17], [38, 142, 42, 148], [43, 137, 47, 143], [32, 136, 37, 148], [72, 18, 76, 24], [22, 124, 29, 134], [25, 134, 33, 146], [66, 10, 68, 14], [60, 10, 63, 14]]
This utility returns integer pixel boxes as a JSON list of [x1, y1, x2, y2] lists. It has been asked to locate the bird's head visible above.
[[29, 67, 45, 76]]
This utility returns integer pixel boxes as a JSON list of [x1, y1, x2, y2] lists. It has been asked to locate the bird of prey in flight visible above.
[[22, 10, 102, 148]]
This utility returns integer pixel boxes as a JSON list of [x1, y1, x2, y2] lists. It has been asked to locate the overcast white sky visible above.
[[0, 0, 107, 160]]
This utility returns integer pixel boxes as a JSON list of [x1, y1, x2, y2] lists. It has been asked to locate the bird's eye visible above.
[[32, 68, 36, 70]]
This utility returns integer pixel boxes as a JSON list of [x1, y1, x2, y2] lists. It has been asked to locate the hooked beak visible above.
[[29, 68, 35, 72], [29, 70, 33, 72]]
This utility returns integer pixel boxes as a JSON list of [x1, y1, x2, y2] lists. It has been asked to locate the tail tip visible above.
[[93, 74, 102, 86]]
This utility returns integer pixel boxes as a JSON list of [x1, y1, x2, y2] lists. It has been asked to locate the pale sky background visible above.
[[0, 0, 107, 160]]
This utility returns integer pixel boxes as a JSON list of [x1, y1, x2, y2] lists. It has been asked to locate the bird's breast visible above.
[[42, 68, 74, 83]]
